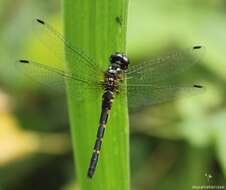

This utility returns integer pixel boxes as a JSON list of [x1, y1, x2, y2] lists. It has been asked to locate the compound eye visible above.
[[120, 56, 129, 70], [110, 53, 123, 63], [110, 53, 129, 70]]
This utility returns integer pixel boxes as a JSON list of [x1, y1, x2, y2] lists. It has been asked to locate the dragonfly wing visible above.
[[33, 18, 104, 83], [126, 46, 205, 84], [124, 84, 205, 111], [16, 60, 103, 101]]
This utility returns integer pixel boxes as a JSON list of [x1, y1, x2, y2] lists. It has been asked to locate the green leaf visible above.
[[64, 1, 129, 189]]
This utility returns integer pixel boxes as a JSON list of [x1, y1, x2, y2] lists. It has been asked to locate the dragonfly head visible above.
[[110, 53, 129, 70]]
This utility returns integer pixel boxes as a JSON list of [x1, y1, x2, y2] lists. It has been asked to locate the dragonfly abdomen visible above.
[[87, 90, 114, 178]]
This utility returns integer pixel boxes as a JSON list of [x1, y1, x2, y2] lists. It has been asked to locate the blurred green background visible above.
[[0, 0, 226, 189]]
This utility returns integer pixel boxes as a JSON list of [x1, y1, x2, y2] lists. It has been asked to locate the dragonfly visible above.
[[17, 18, 205, 178]]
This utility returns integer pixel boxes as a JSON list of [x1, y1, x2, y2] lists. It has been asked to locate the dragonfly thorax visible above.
[[108, 63, 121, 74], [104, 67, 122, 92]]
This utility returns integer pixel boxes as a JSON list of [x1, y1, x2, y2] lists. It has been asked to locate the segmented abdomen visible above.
[[87, 90, 114, 178]]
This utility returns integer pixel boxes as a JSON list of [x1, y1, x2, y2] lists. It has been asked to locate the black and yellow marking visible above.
[[87, 125, 105, 178], [87, 123, 106, 178], [87, 58, 126, 178], [87, 91, 113, 178]]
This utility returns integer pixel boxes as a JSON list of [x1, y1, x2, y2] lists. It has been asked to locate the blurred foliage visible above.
[[0, 0, 226, 189]]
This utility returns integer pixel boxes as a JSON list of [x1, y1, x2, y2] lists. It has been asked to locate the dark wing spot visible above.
[[193, 46, 202, 49], [36, 18, 45, 25], [193, 84, 203, 88], [19, 60, 29, 64]]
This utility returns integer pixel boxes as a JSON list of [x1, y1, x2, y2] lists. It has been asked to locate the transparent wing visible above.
[[16, 60, 103, 100], [119, 84, 205, 111], [126, 46, 205, 84], [33, 18, 104, 83]]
